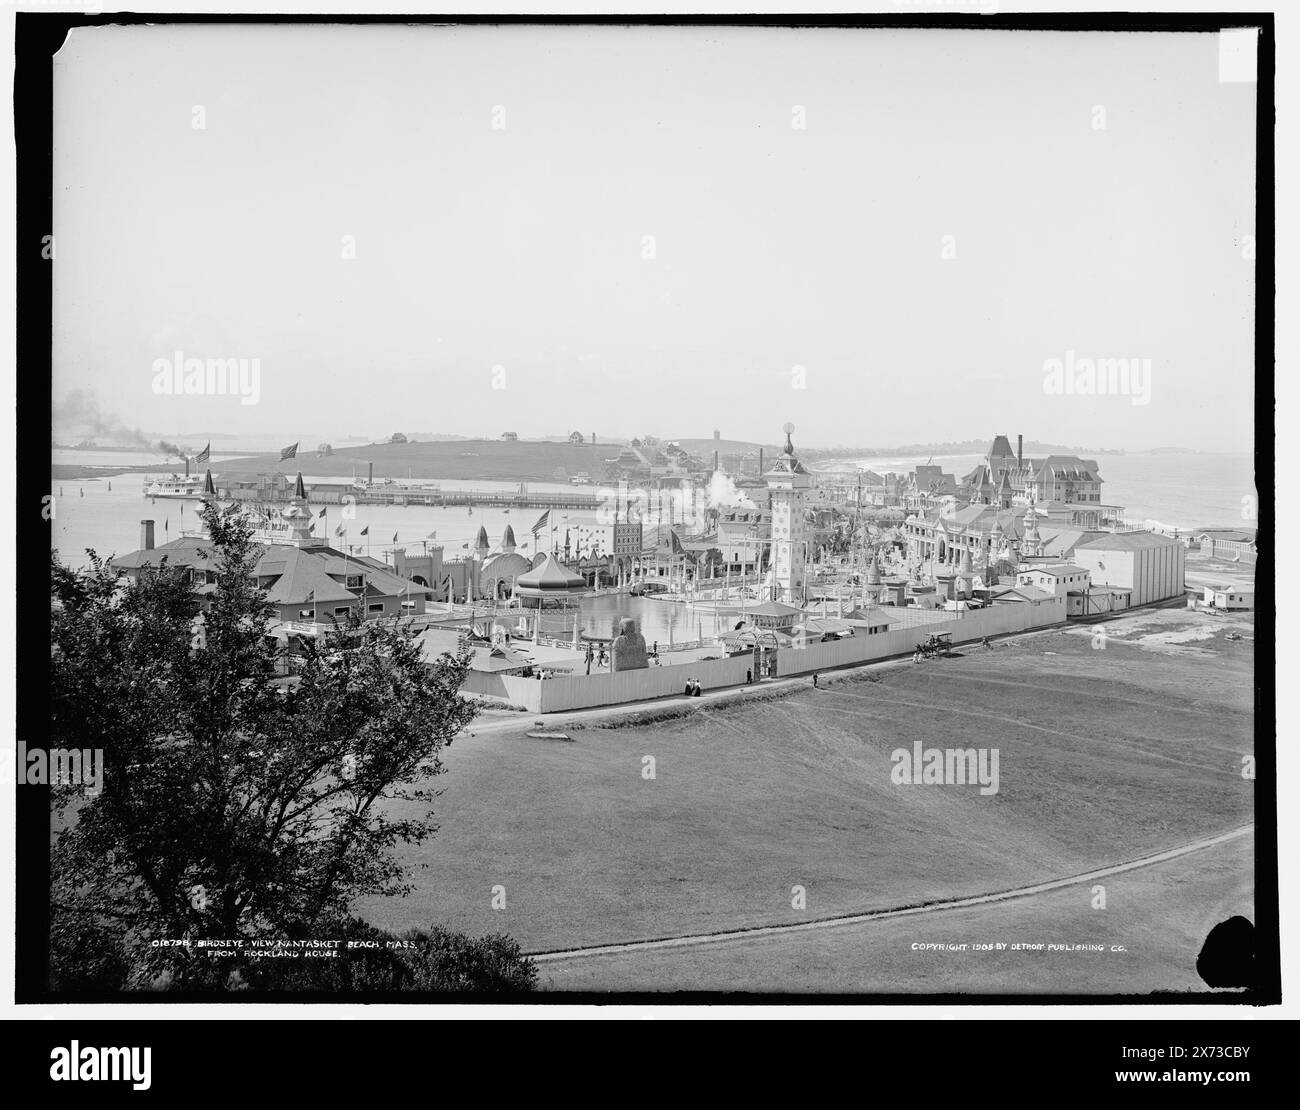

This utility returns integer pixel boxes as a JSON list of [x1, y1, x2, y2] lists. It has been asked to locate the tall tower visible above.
[[764, 422, 810, 604]]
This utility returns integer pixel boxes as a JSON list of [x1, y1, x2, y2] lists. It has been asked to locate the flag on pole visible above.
[[360, 525, 369, 536], [194, 442, 211, 465], [280, 442, 299, 461], [392, 532, 398, 543], [335, 524, 344, 537]]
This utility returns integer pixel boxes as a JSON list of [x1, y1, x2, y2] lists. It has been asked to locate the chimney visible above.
[[1017, 435, 1023, 465], [758, 447, 764, 475], [713, 449, 719, 471], [140, 520, 155, 550]]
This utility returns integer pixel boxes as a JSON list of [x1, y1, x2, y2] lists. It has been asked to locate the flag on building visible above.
[[194, 442, 211, 465], [280, 442, 299, 461]]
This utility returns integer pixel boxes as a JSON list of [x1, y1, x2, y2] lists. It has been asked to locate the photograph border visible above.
[[16, 8, 1278, 1007]]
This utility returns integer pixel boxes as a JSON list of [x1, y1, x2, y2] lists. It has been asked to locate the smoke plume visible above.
[[53, 388, 188, 457]]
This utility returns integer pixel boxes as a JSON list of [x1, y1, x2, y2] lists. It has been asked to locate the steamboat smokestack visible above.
[[368, 461, 374, 486], [140, 520, 155, 550]]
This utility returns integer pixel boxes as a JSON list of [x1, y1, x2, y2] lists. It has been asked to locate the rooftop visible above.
[[514, 552, 589, 593]]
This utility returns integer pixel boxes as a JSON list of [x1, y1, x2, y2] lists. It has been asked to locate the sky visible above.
[[51, 24, 1258, 452]]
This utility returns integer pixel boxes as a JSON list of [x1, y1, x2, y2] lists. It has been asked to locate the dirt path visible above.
[[527, 824, 1253, 962]]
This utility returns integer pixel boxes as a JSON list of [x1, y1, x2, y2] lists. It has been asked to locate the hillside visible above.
[[210, 438, 619, 483]]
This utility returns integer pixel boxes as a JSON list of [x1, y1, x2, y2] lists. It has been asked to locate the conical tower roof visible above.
[[866, 552, 882, 586], [475, 525, 490, 551], [203, 469, 216, 496], [294, 472, 307, 500]]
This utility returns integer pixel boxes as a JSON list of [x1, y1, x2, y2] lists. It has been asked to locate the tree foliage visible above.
[[48, 503, 515, 991]]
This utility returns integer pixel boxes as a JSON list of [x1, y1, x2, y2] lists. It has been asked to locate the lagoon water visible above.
[[49, 477, 721, 646]]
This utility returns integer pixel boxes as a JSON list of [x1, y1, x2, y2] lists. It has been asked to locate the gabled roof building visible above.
[[111, 472, 432, 631]]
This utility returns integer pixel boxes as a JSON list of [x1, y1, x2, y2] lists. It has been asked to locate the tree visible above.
[[49, 503, 485, 990]]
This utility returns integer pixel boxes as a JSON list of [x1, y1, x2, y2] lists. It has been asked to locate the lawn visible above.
[[538, 832, 1254, 994], [354, 609, 1255, 992]]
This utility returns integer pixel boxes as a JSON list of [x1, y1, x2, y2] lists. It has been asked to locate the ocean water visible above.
[[50, 479, 562, 568]]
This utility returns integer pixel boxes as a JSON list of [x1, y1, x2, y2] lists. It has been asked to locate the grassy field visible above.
[[355, 608, 1255, 993], [210, 439, 619, 483], [539, 832, 1254, 994]]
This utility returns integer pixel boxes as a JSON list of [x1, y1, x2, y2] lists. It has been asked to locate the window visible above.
[[368, 603, 385, 614], [333, 606, 351, 617], [346, 574, 363, 590], [298, 609, 314, 620]]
